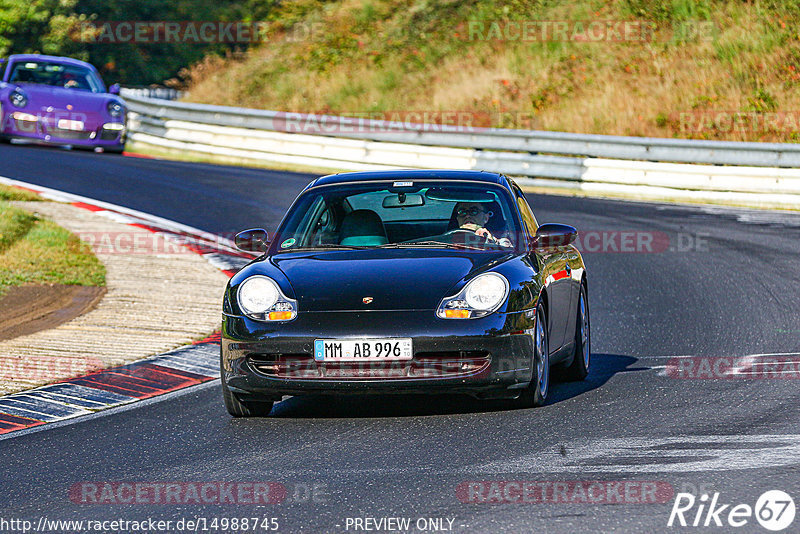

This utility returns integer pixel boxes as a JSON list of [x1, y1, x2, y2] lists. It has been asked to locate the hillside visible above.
[[182, 0, 800, 142]]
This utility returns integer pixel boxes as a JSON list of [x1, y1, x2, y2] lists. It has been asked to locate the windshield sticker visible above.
[[280, 238, 296, 248]]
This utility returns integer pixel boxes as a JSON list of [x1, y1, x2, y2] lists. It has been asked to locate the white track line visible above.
[[0, 177, 232, 437], [0, 380, 219, 442], [0, 175, 247, 256]]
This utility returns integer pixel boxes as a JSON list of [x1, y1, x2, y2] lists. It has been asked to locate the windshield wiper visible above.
[[379, 241, 485, 251], [279, 244, 368, 252]]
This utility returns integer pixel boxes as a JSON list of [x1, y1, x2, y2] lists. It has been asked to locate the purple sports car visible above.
[[0, 54, 126, 152]]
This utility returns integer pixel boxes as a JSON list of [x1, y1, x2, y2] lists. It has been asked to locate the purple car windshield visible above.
[[8, 61, 103, 93]]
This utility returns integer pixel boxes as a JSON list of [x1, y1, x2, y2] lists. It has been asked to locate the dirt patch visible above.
[[0, 284, 106, 341]]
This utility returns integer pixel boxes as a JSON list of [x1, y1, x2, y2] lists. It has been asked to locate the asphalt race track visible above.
[[1, 144, 799, 533]]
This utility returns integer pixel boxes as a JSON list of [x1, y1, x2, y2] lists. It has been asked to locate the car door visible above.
[[511, 183, 570, 351]]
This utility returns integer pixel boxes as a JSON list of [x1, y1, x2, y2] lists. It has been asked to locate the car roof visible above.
[[309, 169, 509, 189], [6, 54, 97, 71]]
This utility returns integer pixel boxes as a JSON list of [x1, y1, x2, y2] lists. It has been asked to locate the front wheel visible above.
[[515, 302, 550, 408], [100, 144, 125, 154], [562, 283, 590, 381], [221, 372, 273, 417]]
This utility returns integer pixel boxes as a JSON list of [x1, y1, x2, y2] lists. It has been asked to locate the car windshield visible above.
[[273, 181, 522, 252], [8, 61, 104, 93]]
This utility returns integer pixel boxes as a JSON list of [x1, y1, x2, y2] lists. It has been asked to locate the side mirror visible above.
[[234, 228, 270, 253], [109, 83, 120, 95], [531, 223, 577, 249]]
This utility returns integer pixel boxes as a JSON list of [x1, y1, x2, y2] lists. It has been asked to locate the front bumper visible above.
[[0, 110, 125, 148], [222, 309, 536, 401]]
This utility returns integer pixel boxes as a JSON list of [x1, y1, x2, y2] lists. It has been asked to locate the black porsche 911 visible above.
[[221, 170, 590, 416]]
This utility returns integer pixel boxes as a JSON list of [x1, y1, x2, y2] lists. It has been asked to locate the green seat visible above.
[[339, 209, 389, 246]]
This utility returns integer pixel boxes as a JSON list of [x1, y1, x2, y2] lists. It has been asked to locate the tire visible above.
[[103, 144, 125, 154], [515, 302, 550, 408], [562, 282, 590, 381], [221, 371, 273, 417]]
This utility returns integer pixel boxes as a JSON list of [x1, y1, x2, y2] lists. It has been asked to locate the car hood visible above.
[[11, 84, 111, 113], [271, 249, 511, 312]]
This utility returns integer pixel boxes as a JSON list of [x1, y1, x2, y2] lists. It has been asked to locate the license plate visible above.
[[57, 119, 84, 131], [314, 338, 412, 362]]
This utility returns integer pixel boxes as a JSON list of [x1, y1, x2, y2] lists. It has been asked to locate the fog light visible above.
[[10, 112, 37, 122], [102, 122, 125, 131]]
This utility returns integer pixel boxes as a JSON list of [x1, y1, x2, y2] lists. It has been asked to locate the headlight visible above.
[[106, 100, 124, 118], [10, 89, 27, 108], [465, 273, 508, 310], [236, 275, 298, 321], [437, 272, 509, 319]]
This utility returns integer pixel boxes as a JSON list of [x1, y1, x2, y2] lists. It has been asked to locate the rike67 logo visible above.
[[668, 490, 795, 531]]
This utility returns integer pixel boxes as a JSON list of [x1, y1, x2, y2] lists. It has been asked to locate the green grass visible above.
[[0, 184, 42, 202], [0, 201, 106, 298]]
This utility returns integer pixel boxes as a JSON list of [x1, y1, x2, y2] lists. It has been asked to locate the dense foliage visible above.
[[0, 0, 279, 85]]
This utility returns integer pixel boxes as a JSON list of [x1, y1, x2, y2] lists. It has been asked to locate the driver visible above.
[[62, 73, 79, 89], [454, 202, 512, 247]]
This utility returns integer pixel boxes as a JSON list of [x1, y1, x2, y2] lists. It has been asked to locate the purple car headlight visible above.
[[9, 89, 27, 108], [106, 101, 124, 118]]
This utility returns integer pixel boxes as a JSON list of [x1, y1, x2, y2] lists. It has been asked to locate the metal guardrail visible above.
[[121, 91, 800, 167], [120, 91, 800, 209]]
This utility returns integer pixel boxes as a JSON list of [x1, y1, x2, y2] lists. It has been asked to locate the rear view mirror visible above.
[[109, 83, 120, 95], [531, 223, 577, 249], [382, 193, 424, 208], [234, 228, 270, 252]]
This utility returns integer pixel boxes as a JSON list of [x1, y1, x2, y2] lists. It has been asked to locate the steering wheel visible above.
[[442, 228, 489, 244]]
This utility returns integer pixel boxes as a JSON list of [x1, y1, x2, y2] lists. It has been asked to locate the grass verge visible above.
[[0, 201, 106, 298], [0, 184, 42, 202]]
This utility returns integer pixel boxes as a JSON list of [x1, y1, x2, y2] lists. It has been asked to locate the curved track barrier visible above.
[[121, 91, 800, 210]]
